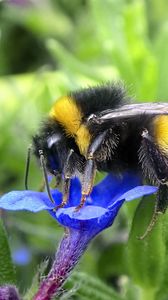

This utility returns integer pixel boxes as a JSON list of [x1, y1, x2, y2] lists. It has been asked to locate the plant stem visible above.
[[33, 229, 91, 300]]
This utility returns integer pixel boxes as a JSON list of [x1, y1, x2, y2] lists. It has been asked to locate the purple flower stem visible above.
[[33, 228, 93, 300]]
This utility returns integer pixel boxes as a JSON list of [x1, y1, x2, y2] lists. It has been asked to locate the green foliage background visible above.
[[0, 0, 168, 299]]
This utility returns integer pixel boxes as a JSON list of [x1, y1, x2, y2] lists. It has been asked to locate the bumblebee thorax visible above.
[[49, 96, 91, 155]]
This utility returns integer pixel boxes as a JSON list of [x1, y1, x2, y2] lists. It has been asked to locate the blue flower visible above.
[[12, 247, 32, 266], [0, 172, 157, 236], [0, 172, 157, 300], [0, 173, 157, 235]]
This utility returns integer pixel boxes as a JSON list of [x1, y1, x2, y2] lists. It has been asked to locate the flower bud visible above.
[[0, 285, 20, 300]]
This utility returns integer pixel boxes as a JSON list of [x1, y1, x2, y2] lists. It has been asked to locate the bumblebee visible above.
[[26, 83, 168, 238]]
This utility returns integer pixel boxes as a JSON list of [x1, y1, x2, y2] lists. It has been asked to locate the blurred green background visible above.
[[0, 0, 168, 297]]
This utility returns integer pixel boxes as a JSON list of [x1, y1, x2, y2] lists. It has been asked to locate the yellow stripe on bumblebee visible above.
[[154, 115, 168, 152], [49, 96, 91, 155]]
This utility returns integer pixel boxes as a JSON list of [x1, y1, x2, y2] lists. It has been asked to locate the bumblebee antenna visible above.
[[39, 149, 55, 204], [25, 145, 32, 190]]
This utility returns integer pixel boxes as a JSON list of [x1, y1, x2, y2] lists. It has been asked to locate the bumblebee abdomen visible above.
[[153, 115, 168, 152]]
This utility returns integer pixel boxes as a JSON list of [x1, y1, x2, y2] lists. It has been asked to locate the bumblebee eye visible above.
[[47, 134, 61, 148]]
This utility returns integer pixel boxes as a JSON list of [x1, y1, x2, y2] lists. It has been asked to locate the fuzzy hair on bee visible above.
[[26, 83, 168, 239]]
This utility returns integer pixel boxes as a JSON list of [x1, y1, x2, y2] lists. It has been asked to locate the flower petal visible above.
[[117, 185, 158, 202], [54, 198, 124, 232], [66, 178, 82, 207], [91, 172, 141, 207], [0, 191, 59, 212]]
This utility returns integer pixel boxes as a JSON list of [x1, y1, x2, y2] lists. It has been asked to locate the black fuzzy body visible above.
[[32, 84, 156, 181], [32, 83, 168, 236], [71, 84, 128, 117], [94, 115, 153, 175]]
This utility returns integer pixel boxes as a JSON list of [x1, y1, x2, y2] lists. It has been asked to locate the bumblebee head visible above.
[[32, 120, 68, 175]]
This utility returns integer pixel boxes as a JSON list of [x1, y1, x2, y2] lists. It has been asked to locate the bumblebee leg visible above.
[[75, 159, 96, 211], [75, 132, 106, 210], [75, 130, 118, 211], [141, 129, 168, 183], [39, 150, 55, 204], [56, 150, 74, 209], [87, 131, 107, 159], [156, 184, 168, 213], [138, 184, 168, 240], [138, 130, 168, 239], [56, 178, 71, 209], [53, 171, 62, 188], [87, 129, 118, 162], [138, 193, 160, 240], [39, 171, 61, 193], [25, 145, 32, 190]]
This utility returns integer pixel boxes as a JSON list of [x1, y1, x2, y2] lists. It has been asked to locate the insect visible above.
[[25, 83, 168, 238]]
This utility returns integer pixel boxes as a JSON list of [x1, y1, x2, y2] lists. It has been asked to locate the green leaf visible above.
[[57, 271, 124, 300], [97, 242, 128, 280], [156, 25, 168, 100], [155, 210, 168, 300], [47, 39, 118, 82], [127, 195, 166, 293], [0, 218, 16, 285]]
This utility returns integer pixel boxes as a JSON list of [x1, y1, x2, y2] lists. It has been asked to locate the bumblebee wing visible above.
[[90, 103, 168, 123]]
